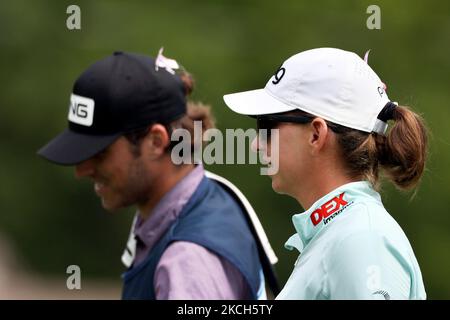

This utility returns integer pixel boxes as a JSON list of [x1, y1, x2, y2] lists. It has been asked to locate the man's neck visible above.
[[138, 164, 196, 220]]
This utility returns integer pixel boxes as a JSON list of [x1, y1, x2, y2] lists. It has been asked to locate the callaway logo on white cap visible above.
[[223, 48, 392, 134], [68, 93, 95, 127]]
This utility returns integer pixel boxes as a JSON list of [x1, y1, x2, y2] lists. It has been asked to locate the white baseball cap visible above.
[[223, 48, 394, 134]]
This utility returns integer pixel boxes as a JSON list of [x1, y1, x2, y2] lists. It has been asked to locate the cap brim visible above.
[[37, 129, 121, 166], [223, 88, 296, 116]]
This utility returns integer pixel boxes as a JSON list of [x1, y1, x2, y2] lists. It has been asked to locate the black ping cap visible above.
[[37, 51, 187, 165]]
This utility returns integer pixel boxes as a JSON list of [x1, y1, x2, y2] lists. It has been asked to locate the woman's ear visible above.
[[142, 124, 170, 158], [309, 118, 329, 155]]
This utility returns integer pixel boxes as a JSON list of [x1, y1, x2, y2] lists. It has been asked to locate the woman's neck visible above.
[[295, 168, 358, 211]]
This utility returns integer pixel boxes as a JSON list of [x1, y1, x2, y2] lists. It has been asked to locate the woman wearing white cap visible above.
[[223, 48, 427, 300]]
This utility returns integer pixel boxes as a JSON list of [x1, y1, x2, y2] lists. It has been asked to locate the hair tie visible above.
[[372, 102, 398, 135], [377, 102, 397, 122]]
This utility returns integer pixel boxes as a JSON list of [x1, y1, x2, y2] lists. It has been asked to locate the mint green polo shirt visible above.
[[276, 181, 426, 300]]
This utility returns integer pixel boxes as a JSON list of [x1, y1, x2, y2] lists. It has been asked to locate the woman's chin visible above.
[[270, 176, 285, 194]]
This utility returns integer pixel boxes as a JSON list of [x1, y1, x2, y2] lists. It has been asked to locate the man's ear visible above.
[[309, 118, 329, 155], [143, 124, 170, 157]]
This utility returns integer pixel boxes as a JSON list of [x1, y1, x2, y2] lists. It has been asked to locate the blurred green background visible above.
[[0, 0, 449, 299]]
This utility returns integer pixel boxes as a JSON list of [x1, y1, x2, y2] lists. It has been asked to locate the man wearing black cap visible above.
[[37, 50, 275, 300]]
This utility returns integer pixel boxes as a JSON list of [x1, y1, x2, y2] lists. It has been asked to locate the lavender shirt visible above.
[[133, 165, 250, 299]]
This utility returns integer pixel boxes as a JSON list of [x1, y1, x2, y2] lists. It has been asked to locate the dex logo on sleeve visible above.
[[68, 93, 95, 127]]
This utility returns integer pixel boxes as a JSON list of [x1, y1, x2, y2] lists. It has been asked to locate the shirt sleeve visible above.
[[154, 241, 251, 300], [325, 231, 412, 300]]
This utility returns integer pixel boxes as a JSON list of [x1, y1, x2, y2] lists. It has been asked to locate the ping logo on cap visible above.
[[68, 93, 95, 126]]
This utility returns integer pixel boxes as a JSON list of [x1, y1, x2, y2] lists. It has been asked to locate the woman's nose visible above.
[[251, 136, 259, 153], [250, 136, 266, 152]]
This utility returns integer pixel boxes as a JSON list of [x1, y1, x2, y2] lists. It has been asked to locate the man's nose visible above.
[[75, 159, 95, 178]]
